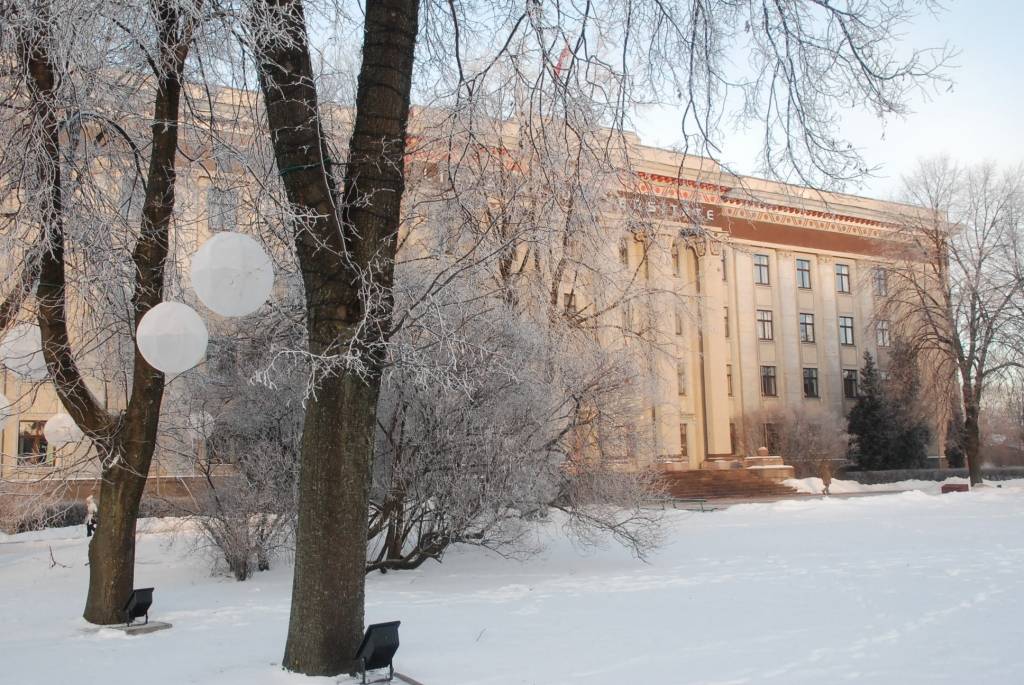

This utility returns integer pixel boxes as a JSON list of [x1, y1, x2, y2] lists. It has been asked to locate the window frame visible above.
[[843, 369, 859, 399], [873, 267, 889, 297], [838, 315, 855, 346], [799, 312, 816, 343], [677, 361, 687, 396], [876, 319, 891, 347], [796, 258, 812, 289], [753, 254, 770, 285], [760, 365, 778, 397], [17, 420, 52, 466], [802, 367, 820, 398], [835, 263, 851, 294], [756, 309, 774, 341]]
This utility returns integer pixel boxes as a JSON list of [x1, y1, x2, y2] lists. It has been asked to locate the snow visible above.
[[3, 487, 1024, 684], [784, 475, 1024, 495]]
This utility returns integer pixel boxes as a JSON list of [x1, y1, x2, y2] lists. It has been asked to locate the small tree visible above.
[[848, 353, 893, 470], [848, 351, 930, 470], [742, 406, 848, 490], [885, 340, 931, 469]]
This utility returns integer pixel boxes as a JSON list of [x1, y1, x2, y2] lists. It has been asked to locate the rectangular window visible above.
[[835, 263, 851, 294], [876, 320, 891, 347], [564, 292, 577, 316], [726, 364, 733, 397], [839, 316, 855, 346], [843, 369, 859, 398], [803, 367, 819, 398], [721, 249, 728, 281], [796, 258, 812, 289], [621, 301, 632, 333], [619, 239, 629, 267], [17, 420, 51, 466], [729, 422, 737, 455], [760, 365, 778, 397], [679, 423, 689, 458], [799, 313, 816, 343], [207, 186, 238, 232], [756, 309, 774, 341], [671, 241, 681, 278], [674, 307, 684, 336], [724, 307, 730, 338], [677, 362, 687, 396], [754, 254, 770, 285], [873, 267, 889, 296], [763, 423, 780, 454]]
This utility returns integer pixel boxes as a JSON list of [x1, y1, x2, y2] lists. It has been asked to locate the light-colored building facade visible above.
[[1, 133, 942, 480], [607, 143, 943, 470]]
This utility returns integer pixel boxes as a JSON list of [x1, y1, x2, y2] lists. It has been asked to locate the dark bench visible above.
[[648, 497, 713, 512]]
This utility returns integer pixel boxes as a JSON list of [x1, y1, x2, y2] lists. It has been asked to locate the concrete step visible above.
[[660, 469, 798, 499]]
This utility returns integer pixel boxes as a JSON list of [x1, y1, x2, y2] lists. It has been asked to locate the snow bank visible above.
[[783, 475, 1024, 495]]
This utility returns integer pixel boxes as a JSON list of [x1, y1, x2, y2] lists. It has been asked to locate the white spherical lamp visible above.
[[136, 302, 209, 374], [190, 232, 274, 317], [44, 413, 84, 446], [0, 392, 14, 431], [0, 323, 48, 380]]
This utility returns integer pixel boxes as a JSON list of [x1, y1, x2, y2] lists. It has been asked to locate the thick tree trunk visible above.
[[962, 401, 983, 486], [254, 0, 419, 675], [83, 452, 149, 623]]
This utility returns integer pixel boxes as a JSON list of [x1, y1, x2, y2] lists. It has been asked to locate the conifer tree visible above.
[[847, 352, 892, 470], [885, 340, 931, 469]]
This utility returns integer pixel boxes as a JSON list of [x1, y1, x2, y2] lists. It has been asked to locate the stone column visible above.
[[697, 243, 734, 461]]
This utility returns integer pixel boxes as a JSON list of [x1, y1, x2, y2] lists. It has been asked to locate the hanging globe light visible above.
[[190, 232, 274, 317], [0, 323, 48, 380], [136, 302, 209, 374], [0, 392, 14, 431], [44, 413, 84, 446]]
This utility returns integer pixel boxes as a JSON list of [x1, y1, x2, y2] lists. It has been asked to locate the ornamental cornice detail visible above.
[[720, 204, 892, 239]]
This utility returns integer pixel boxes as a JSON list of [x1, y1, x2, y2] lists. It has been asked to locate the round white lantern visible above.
[[0, 392, 14, 431], [136, 302, 209, 374], [0, 323, 48, 380], [190, 232, 274, 317], [44, 413, 84, 446]]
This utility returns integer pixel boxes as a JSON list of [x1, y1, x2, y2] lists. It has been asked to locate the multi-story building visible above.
[[0, 130, 945, 480], [609, 142, 944, 470]]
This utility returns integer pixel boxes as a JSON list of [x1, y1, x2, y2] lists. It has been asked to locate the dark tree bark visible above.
[[17, 2, 194, 624], [962, 385, 984, 486], [253, 0, 420, 675]]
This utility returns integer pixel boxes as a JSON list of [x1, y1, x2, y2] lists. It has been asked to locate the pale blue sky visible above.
[[634, 2, 1024, 198]]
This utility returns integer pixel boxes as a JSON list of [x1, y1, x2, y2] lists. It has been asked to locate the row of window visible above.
[[759, 365, 861, 399], [755, 254, 889, 296], [752, 311, 891, 347]]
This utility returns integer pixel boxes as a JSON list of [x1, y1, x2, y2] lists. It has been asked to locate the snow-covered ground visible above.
[[3, 487, 1023, 685], [784, 475, 1024, 495]]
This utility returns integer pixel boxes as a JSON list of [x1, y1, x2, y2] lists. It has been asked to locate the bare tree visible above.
[[740, 405, 848, 489], [229, 0, 956, 675], [886, 159, 1024, 485], [0, 0, 211, 623]]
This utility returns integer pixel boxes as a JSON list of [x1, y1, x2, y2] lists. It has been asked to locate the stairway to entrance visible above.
[[661, 468, 799, 499]]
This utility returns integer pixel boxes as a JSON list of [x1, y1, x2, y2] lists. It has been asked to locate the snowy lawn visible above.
[[2, 487, 1023, 685], [784, 476, 1024, 495]]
